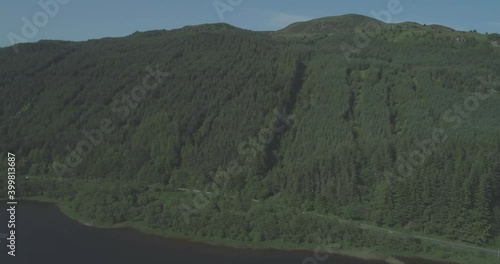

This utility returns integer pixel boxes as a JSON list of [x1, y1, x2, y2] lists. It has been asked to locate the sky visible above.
[[1, 0, 500, 48]]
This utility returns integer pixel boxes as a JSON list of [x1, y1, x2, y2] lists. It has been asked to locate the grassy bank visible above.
[[8, 197, 497, 264], [11, 196, 388, 261]]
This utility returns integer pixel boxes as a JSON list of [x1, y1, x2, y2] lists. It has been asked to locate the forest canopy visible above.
[[1, 14, 500, 253]]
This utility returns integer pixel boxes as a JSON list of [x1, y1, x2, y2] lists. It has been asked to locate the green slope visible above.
[[1, 14, 500, 263]]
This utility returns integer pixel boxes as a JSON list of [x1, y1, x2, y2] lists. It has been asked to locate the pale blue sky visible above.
[[1, 0, 500, 48]]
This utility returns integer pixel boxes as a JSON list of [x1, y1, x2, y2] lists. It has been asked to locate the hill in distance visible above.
[[278, 14, 383, 34]]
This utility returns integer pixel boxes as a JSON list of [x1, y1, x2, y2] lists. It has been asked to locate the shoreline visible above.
[[17, 198, 388, 261], [7, 197, 463, 264]]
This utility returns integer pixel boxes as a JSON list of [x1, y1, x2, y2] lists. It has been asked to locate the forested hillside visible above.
[[1, 15, 500, 258]]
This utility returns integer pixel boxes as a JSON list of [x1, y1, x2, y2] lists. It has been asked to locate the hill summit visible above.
[[278, 14, 382, 34]]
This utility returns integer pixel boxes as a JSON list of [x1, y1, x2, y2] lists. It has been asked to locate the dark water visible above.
[[0, 202, 451, 264]]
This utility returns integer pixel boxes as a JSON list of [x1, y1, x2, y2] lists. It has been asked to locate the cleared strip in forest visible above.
[[262, 60, 306, 172], [286, 61, 306, 114], [345, 67, 360, 142]]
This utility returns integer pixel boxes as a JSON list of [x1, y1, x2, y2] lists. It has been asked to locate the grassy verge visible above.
[[7, 196, 498, 264]]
